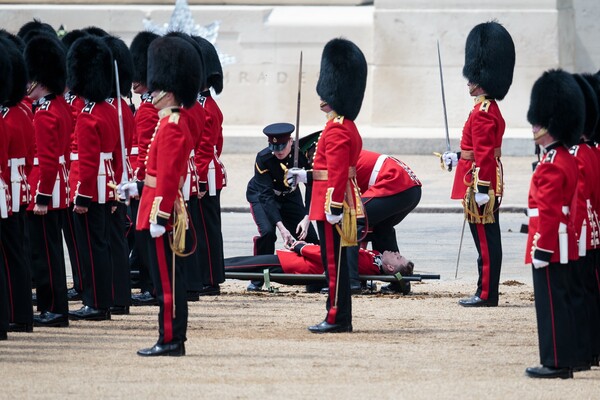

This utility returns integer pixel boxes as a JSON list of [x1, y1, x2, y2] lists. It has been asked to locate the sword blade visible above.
[[293, 51, 302, 168], [437, 41, 451, 152], [114, 61, 128, 185]]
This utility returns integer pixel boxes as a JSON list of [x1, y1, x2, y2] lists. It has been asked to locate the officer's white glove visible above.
[[150, 223, 166, 238], [532, 258, 549, 269], [442, 151, 458, 168], [475, 193, 490, 206], [285, 167, 307, 186], [117, 181, 138, 201], [325, 212, 343, 225]]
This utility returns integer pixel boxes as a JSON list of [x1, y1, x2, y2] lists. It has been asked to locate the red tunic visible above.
[[134, 94, 159, 181], [356, 149, 421, 198], [451, 96, 505, 199], [0, 118, 9, 216], [65, 92, 86, 202], [2, 105, 35, 211], [525, 144, 579, 264], [570, 142, 600, 251], [136, 108, 192, 231], [107, 97, 135, 183], [73, 101, 121, 206], [276, 244, 381, 275], [179, 103, 204, 199], [309, 115, 362, 221], [200, 94, 226, 190], [28, 94, 73, 211]]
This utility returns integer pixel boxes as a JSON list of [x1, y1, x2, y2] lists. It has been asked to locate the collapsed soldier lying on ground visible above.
[[224, 241, 414, 295]]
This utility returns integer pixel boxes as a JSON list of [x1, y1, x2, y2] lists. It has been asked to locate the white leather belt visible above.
[[9, 158, 26, 212], [70, 153, 78, 161], [130, 146, 139, 156], [33, 155, 66, 166], [368, 154, 388, 188], [98, 152, 113, 204], [527, 206, 569, 217]]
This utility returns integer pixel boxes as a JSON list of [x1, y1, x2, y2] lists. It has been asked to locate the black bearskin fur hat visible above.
[[82, 26, 110, 38], [24, 34, 66, 95], [316, 37, 367, 121], [527, 69, 584, 147], [130, 31, 159, 86], [147, 36, 202, 108], [572, 74, 599, 140], [17, 19, 56, 43], [61, 29, 89, 50], [463, 21, 515, 100], [0, 36, 27, 107], [0, 29, 25, 53], [67, 35, 113, 102], [193, 36, 223, 94], [582, 73, 600, 143], [0, 41, 13, 104], [165, 31, 205, 92], [102, 36, 134, 97]]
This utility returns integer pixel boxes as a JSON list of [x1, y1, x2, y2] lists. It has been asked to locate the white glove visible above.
[[117, 181, 138, 201], [150, 223, 166, 238], [532, 258, 549, 269], [285, 167, 307, 186], [475, 193, 490, 206], [325, 212, 343, 225], [442, 151, 458, 168]]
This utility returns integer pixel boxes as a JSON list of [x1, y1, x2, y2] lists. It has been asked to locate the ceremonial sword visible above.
[[113, 61, 130, 202], [436, 40, 452, 172], [293, 51, 303, 169]]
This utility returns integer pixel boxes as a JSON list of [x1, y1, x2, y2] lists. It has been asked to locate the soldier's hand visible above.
[[325, 212, 343, 225], [150, 223, 166, 238], [117, 181, 139, 202], [532, 258, 549, 269], [475, 192, 490, 206], [33, 203, 48, 216], [285, 167, 307, 186], [279, 227, 294, 246], [73, 205, 88, 214], [296, 215, 311, 240], [442, 151, 458, 168]]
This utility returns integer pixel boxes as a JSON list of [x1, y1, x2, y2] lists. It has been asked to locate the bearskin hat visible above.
[[0, 29, 25, 53], [102, 36, 134, 97], [193, 36, 223, 94], [130, 31, 159, 86], [67, 35, 113, 102], [17, 19, 56, 43], [463, 21, 515, 100], [165, 31, 205, 92], [61, 29, 89, 50], [572, 74, 599, 140], [82, 26, 110, 37], [316, 38, 367, 121], [0, 37, 28, 107], [0, 41, 13, 104], [527, 69, 584, 147], [583, 73, 600, 143], [24, 35, 66, 95], [147, 36, 202, 108]]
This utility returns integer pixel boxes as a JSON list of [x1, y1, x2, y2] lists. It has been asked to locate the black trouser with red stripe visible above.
[[129, 198, 153, 293], [139, 230, 188, 345], [468, 209, 502, 302], [587, 249, 600, 359], [110, 203, 131, 307], [73, 203, 113, 310], [62, 204, 82, 293], [0, 221, 9, 332], [182, 196, 203, 292], [532, 262, 576, 368], [29, 209, 68, 315], [317, 221, 352, 326], [224, 254, 283, 274], [2, 210, 33, 324], [197, 190, 225, 286]]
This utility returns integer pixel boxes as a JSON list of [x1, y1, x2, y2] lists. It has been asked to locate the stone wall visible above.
[[0, 0, 597, 135]]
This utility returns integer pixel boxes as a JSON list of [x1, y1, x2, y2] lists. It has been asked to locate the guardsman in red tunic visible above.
[[568, 74, 600, 370], [120, 36, 201, 357], [129, 31, 160, 306], [67, 36, 121, 321], [193, 36, 227, 296], [225, 242, 413, 279], [441, 22, 515, 307], [524, 70, 583, 379], [25, 34, 73, 328], [103, 35, 136, 315], [288, 38, 367, 333], [0, 40, 13, 340], [61, 28, 89, 302], [1, 35, 35, 333], [351, 150, 422, 294]]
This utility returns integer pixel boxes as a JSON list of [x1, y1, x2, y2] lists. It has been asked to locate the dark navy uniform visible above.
[[247, 135, 318, 255]]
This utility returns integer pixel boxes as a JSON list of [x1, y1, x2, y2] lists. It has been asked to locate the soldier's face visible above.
[[273, 138, 293, 160]]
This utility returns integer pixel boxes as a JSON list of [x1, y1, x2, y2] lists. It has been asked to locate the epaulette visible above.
[[543, 149, 557, 164], [168, 112, 180, 124], [479, 99, 491, 113], [82, 102, 96, 114]]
